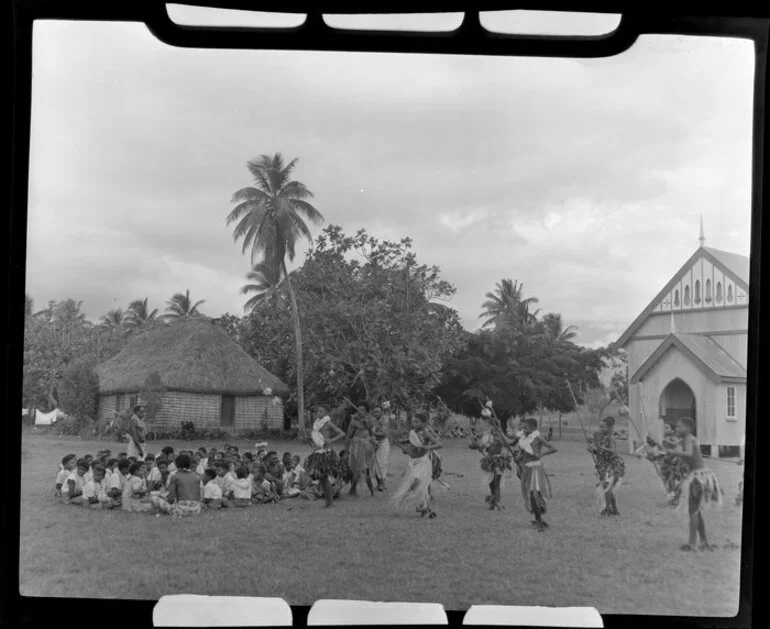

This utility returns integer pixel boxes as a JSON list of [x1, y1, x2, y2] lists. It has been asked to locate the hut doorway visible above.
[[660, 378, 696, 433], [221, 395, 235, 427]]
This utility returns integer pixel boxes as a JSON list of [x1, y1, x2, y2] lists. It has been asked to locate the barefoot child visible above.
[[470, 430, 514, 510], [665, 417, 723, 551], [515, 417, 557, 531], [588, 416, 625, 516], [304, 405, 346, 508]]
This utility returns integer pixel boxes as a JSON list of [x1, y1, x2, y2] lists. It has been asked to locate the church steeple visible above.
[[699, 215, 706, 248]]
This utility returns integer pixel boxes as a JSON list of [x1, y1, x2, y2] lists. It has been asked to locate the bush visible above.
[[52, 415, 79, 436]]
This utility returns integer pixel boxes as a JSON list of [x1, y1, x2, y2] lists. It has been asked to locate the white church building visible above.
[[616, 223, 748, 456]]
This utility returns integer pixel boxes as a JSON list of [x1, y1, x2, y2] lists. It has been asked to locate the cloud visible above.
[[25, 22, 754, 349]]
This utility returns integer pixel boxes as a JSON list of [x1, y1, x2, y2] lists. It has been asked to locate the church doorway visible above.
[[659, 378, 697, 435]]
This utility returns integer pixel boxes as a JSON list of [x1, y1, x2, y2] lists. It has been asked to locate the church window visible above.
[[716, 282, 723, 303], [684, 285, 691, 306], [727, 285, 734, 303], [694, 280, 701, 304], [727, 386, 736, 418], [705, 279, 712, 303], [674, 289, 680, 307]]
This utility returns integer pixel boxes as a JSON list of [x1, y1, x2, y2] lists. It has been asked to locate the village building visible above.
[[616, 220, 748, 456], [94, 316, 288, 433]]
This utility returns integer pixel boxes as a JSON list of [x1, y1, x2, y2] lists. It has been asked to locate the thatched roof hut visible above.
[[94, 317, 288, 432]]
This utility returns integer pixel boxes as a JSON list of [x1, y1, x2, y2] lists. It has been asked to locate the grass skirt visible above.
[[391, 454, 433, 514], [304, 449, 341, 481], [349, 437, 376, 478], [520, 461, 551, 513], [480, 452, 513, 488], [678, 469, 723, 518]]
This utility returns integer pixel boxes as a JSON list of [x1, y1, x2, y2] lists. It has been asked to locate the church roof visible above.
[[630, 333, 747, 384], [616, 245, 750, 347], [702, 246, 750, 285]]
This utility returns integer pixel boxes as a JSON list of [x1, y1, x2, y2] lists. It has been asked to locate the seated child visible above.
[[196, 448, 208, 475], [201, 468, 223, 509], [82, 464, 113, 509], [291, 455, 309, 488], [231, 467, 253, 507], [151, 454, 202, 517], [105, 458, 119, 483], [83, 455, 95, 482], [161, 447, 176, 472], [262, 452, 286, 497], [149, 458, 171, 499], [63, 459, 89, 505], [118, 452, 128, 462], [122, 462, 153, 512], [108, 459, 129, 508], [251, 466, 279, 504], [213, 462, 235, 508], [56, 454, 77, 498]]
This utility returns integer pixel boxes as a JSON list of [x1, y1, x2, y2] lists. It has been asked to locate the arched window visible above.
[[694, 280, 701, 304], [716, 282, 723, 303], [684, 285, 691, 306], [674, 289, 680, 307], [727, 284, 734, 303], [705, 279, 712, 303]]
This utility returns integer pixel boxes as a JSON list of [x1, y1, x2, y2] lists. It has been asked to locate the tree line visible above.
[[23, 152, 626, 434]]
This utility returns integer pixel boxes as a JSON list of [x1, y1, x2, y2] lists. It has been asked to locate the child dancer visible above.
[[304, 405, 346, 508], [390, 413, 442, 519], [152, 454, 202, 517], [470, 430, 514, 510], [637, 423, 689, 506], [515, 417, 557, 531], [346, 404, 377, 497], [588, 416, 625, 516], [665, 418, 723, 551]]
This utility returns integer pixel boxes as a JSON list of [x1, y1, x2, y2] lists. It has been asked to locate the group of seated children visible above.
[[55, 444, 355, 516]]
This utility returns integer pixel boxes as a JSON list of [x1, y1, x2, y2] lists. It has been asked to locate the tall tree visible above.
[[479, 279, 540, 331], [241, 262, 291, 313], [541, 312, 578, 342], [127, 297, 159, 327], [226, 153, 324, 433], [164, 289, 205, 320]]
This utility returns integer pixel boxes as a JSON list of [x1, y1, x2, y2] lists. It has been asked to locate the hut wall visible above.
[[151, 391, 221, 430], [98, 395, 117, 423], [235, 396, 285, 431]]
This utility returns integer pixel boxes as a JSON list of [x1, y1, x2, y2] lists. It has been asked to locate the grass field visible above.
[[19, 432, 744, 615]]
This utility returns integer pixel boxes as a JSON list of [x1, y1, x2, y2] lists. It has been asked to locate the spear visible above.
[[564, 377, 599, 475]]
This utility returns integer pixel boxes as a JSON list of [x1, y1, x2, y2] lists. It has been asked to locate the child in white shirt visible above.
[[63, 459, 89, 505], [82, 465, 113, 509], [56, 454, 77, 498], [122, 462, 153, 512], [231, 467, 253, 507], [201, 469, 223, 509]]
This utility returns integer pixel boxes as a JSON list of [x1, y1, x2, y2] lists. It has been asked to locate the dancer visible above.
[[637, 423, 689, 506], [470, 429, 514, 510], [371, 405, 390, 492], [304, 405, 346, 508], [588, 416, 625, 516], [346, 402, 377, 497], [514, 417, 557, 531], [665, 417, 723, 551], [391, 412, 442, 518]]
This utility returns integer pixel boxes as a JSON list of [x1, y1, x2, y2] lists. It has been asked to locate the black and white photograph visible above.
[[18, 6, 752, 617]]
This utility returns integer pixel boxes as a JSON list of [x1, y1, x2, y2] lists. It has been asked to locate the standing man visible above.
[[371, 404, 390, 492], [127, 404, 147, 461]]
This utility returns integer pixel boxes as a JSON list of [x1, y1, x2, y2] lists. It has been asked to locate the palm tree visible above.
[[226, 152, 324, 433], [541, 312, 578, 342], [241, 262, 291, 313], [164, 289, 205, 320], [126, 297, 159, 327], [479, 279, 539, 330], [100, 308, 127, 330]]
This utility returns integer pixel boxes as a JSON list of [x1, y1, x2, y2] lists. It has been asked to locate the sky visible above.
[[25, 9, 754, 349]]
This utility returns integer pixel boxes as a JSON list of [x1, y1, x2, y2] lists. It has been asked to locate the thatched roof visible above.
[[94, 316, 288, 396]]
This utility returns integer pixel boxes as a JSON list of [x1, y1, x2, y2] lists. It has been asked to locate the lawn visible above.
[[19, 432, 744, 615]]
